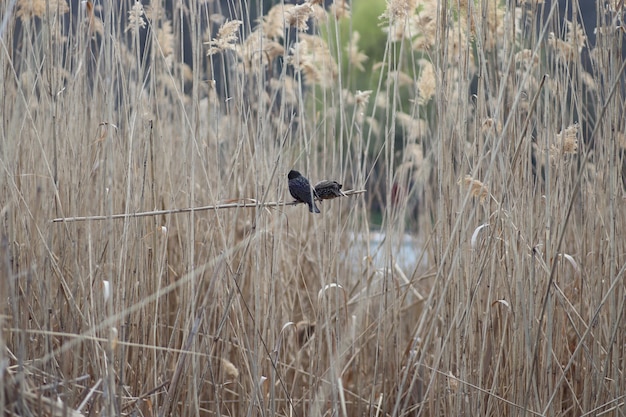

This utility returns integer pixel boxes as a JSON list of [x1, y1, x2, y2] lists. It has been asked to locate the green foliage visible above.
[[2, 1, 626, 416]]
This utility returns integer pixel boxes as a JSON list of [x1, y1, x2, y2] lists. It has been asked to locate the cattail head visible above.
[[549, 123, 579, 164], [459, 175, 490, 204], [206, 20, 243, 55]]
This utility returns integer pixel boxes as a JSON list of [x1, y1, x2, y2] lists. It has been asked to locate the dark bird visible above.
[[288, 170, 320, 213], [314, 180, 346, 200]]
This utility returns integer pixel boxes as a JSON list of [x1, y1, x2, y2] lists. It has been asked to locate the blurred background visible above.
[[1, 0, 625, 416]]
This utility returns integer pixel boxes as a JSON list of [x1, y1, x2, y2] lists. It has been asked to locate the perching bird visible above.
[[288, 170, 320, 213], [314, 180, 346, 200]]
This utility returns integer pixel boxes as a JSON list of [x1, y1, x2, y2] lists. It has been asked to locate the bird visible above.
[[314, 180, 346, 200], [288, 170, 320, 213]]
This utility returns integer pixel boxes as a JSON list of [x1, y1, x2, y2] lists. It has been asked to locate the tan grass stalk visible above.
[[51, 190, 366, 222]]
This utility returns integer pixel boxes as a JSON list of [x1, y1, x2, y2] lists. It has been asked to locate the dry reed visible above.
[[1, 0, 625, 416]]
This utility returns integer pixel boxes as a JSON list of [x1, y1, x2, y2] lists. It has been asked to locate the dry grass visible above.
[[1, 0, 625, 416]]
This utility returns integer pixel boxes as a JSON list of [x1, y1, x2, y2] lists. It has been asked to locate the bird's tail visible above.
[[309, 202, 321, 213]]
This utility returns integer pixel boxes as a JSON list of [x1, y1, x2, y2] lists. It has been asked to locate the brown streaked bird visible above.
[[288, 170, 320, 213], [314, 180, 346, 200]]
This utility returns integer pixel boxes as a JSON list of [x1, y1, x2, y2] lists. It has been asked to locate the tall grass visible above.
[[1, 0, 625, 416]]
